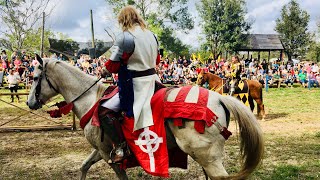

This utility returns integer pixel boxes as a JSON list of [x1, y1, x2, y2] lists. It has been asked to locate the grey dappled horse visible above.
[[27, 57, 264, 180]]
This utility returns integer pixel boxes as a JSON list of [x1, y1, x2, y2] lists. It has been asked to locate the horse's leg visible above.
[[249, 81, 265, 120], [80, 149, 102, 180], [248, 95, 255, 112], [168, 121, 228, 178], [108, 164, 128, 180], [97, 149, 128, 180]]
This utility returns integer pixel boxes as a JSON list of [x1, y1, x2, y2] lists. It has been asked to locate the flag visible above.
[[192, 53, 196, 61], [209, 53, 214, 59], [121, 91, 169, 177]]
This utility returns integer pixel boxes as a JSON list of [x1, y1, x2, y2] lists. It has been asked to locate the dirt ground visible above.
[[0, 88, 320, 179]]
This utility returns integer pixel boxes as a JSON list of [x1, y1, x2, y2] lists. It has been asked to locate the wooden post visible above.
[[268, 50, 271, 61], [72, 113, 76, 131], [258, 51, 261, 62], [247, 51, 249, 59], [40, 12, 45, 57], [90, 10, 95, 50]]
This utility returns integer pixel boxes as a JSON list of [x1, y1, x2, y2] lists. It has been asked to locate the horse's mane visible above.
[[204, 71, 221, 80], [43, 58, 98, 87]]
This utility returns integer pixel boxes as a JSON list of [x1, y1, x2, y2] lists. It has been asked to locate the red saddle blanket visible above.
[[80, 85, 218, 177]]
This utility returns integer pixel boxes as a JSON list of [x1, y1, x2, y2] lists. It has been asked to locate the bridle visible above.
[[35, 63, 59, 105], [34, 58, 102, 106]]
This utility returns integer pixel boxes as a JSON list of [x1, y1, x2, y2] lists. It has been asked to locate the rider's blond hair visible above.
[[118, 6, 147, 31]]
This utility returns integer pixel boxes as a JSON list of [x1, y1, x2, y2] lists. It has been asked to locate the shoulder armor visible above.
[[109, 32, 135, 61], [114, 31, 135, 54]]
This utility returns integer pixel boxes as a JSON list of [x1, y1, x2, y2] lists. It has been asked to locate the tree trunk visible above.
[[288, 53, 292, 61]]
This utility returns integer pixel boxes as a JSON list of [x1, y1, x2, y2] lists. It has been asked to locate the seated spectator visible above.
[[308, 71, 319, 87], [316, 73, 320, 85], [284, 74, 294, 88], [298, 70, 307, 87]]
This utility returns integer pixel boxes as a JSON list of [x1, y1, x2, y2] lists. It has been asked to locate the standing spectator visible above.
[[261, 59, 268, 74], [10, 51, 18, 65], [21, 50, 27, 61], [14, 56, 22, 68], [1, 57, 7, 70], [6, 69, 21, 103], [311, 63, 319, 73], [1, 50, 8, 68]]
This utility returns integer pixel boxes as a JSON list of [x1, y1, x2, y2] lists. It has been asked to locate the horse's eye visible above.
[[34, 77, 39, 81]]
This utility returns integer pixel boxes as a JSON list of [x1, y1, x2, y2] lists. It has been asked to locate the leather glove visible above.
[[101, 67, 111, 78]]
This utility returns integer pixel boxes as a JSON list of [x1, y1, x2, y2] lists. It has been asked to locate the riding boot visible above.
[[99, 107, 130, 164]]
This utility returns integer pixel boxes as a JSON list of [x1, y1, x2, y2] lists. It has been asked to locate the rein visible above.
[[71, 77, 102, 103], [211, 80, 228, 93], [37, 61, 103, 118]]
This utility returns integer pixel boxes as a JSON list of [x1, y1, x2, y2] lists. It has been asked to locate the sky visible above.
[[40, 0, 320, 48]]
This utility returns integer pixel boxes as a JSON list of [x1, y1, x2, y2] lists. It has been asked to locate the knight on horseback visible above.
[[100, 6, 161, 163], [228, 56, 242, 96]]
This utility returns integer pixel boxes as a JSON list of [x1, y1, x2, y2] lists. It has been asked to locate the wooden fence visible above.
[[0, 92, 76, 132]]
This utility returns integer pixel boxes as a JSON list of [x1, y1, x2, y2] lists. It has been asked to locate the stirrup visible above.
[[108, 142, 131, 164]]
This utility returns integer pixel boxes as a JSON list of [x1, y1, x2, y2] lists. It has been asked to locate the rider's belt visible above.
[[132, 68, 156, 78]]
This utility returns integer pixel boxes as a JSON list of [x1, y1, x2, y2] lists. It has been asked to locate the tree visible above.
[[0, 0, 54, 51], [275, 0, 311, 60], [306, 22, 320, 62], [106, 0, 193, 30], [105, 0, 193, 56], [48, 33, 80, 58], [22, 28, 54, 53], [197, 0, 251, 59], [159, 27, 190, 57]]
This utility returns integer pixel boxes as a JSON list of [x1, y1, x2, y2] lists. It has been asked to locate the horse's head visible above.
[[27, 55, 59, 110], [196, 70, 207, 86]]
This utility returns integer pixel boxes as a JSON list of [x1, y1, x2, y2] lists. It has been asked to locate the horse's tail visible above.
[[219, 95, 264, 179]]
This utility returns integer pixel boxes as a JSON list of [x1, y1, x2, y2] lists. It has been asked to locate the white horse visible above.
[[27, 57, 264, 180]]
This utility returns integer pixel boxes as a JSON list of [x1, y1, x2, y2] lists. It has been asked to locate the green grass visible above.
[[0, 87, 320, 179]]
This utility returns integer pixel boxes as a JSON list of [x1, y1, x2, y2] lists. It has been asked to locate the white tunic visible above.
[[129, 26, 159, 131], [102, 26, 159, 131]]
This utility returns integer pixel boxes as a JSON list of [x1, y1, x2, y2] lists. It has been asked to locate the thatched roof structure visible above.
[[238, 34, 284, 51]]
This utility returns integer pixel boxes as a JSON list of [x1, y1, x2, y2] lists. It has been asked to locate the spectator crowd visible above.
[[1, 49, 320, 96]]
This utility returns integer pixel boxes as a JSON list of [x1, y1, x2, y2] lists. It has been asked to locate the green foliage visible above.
[[306, 23, 320, 62], [22, 28, 54, 53], [275, 0, 311, 60], [197, 0, 251, 59], [157, 27, 190, 57], [306, 41, 320, 62], [49, 34, 79, 58], [0, 0, 53, 51], [105, 0, 193, 30], [105, 0, 193, 56]]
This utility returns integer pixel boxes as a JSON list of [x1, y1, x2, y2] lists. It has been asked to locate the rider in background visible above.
[[229, 56, 242, 96], [101, 5, 160, 163]]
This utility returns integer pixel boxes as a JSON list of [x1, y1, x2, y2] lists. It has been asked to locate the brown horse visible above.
[[197, 71, 265, 120]]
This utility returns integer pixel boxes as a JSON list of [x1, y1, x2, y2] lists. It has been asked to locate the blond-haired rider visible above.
[[101, 6, 160, 163], [229, 56, 241, 96]]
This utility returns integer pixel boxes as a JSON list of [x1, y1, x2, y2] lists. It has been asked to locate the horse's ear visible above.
[[36, 54, 43, 66]]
